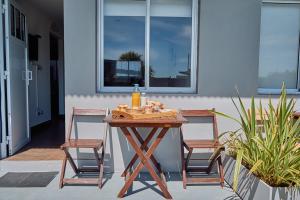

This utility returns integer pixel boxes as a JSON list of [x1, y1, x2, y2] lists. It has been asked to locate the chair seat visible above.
[[61, 139, 103, 149], [184, 140, 220, 148]]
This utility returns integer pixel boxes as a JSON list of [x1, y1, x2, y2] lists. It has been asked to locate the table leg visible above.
[[121, 127, 161, 177], [118, 127, 172, 199], [131, 127, 163, 171], [131, 127, 167, 189]]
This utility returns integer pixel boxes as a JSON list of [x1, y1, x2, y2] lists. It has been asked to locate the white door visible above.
[[0, 2, 7, 159], [4, 0, 30, 155]]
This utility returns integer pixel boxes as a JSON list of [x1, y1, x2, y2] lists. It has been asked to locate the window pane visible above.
[[149, 0, 192, 87], [15, 9, 21, 39], [20, 14, 25, 41], [150, 0, 192, 17], [259, 5, 300, 89], [104, 0, 146, 17], [10, 5, 15, 36], [103, 0, 145, 87]]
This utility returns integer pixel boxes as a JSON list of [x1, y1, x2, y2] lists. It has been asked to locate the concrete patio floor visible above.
[[0, 160, 240, 200]]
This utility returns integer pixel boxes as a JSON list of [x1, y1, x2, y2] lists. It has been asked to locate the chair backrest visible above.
[[180, 109, 219, 142], [66, 107, 109, 141]]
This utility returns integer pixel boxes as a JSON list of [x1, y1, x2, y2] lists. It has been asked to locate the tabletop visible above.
[[104, 113, 187, 128]]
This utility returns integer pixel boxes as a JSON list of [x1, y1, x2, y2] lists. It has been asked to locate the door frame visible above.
[[3, 0, 30, 156]]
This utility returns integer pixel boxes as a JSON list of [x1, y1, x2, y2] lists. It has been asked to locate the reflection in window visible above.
[[116, 61, 142, 77], [150, 17, 192, 87], [259, 4, 300, 89], [104, 17, 145, 87]]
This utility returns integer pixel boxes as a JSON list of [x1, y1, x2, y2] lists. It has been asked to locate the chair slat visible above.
[[61, 139, 103, 149], [73, 108, 107, 116], [63, 178, 99, 185], [180, 110, 214, 117], [187, 177, 222, 184], [184, 140, 220, 148]]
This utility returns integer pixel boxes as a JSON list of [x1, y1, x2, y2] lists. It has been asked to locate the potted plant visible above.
[[216, 85, 300, 200]]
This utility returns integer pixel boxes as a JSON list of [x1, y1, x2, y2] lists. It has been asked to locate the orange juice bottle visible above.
[[132, 84, 141, 109]]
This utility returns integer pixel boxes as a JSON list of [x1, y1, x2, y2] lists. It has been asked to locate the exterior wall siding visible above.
[[64, 0, 300, 172]]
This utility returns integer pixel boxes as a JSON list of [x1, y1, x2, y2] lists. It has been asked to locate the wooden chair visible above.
[[59, 108, 109, 189], [294, 112, 300, 119], [180, 109, 225, 189]]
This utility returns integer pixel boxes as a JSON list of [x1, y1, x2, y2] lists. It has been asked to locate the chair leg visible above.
[[218, 157, 224, 188], [180, 133, 187, 189], [183, 148, 193, 189], [93, 148, 101, 171], [207, 156, 218, 175], [93, 147, 105, 189], [98, 162, 104, 189], [64, 149, 78, 174], [207, 147, 224, 175], [182, 158, 187, 189], [185, 148, 193, 170], [59, 156, 67, 189]]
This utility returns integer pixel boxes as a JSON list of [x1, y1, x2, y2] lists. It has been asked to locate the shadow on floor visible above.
[[123, 172, 230, 198]]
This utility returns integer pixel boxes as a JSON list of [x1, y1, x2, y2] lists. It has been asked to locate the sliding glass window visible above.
[[258, 3, 300, 92], [99, 0, 198, 93]]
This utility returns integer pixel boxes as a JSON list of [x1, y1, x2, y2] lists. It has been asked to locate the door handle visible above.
[[22, 71, 32, 83]]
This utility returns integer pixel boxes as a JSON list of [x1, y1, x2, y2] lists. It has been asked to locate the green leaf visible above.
[[248, 160, 263, 175], [213, 111, 241, 125], [233, 149, 243, 191]]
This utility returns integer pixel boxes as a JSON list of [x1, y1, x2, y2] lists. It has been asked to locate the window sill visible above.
[[97, 87, 197, 94], [257, 88, 300, 95]]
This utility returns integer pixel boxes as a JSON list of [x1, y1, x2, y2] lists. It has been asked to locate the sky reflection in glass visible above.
[[104, 16, 145, 87], [150, 17, 192, 87]]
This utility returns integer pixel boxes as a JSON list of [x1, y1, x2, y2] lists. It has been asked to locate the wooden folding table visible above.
[[104, 114, 187, 199]]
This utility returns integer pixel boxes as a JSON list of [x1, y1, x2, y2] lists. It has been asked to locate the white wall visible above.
[[64, 0, 300, 173]]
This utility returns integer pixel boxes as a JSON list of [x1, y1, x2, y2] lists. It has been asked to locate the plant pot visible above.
[[223, 155, 300, 200]]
